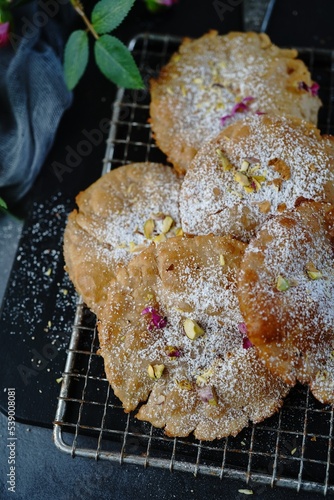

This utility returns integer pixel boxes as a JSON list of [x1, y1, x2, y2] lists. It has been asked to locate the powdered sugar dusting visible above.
[[99, 236, 289, 439], [238, 202, 334, 402], [64, 163, 182, 312], [150, 31, 321, 172], [180, 114, 334, 241]]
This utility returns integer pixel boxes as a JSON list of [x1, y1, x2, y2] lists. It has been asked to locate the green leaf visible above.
[[94, 35, 144, 89], [64, 30, 89, 91], [0, 197, 7, 210], [144, 0, 164, 13], [92, 0, 136, 35]]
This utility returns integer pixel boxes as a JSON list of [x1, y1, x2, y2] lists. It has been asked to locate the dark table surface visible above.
[[1, 0, 334, 498]]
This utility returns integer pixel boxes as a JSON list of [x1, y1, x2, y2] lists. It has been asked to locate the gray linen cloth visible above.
[[0, 1, 74, 203]]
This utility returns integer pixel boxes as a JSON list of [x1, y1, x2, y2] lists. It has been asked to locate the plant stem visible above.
[[70, 0, 99, 40]]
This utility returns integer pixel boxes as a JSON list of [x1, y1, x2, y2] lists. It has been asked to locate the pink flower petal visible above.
[[298, 81, 320, 96], [238, 322, 253, 349], [238, 323, 248, 335], [167, 347, 182, 358], [220, 96, 255, 126], [0, 22, 10, 48], [142, 307, 167, 329], [198, 385, 215, 403], [242, 336, 253, 349], [310, 82, 320, 96]]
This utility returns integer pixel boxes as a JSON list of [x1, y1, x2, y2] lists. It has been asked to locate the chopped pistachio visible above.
[[147, 364, 165, 380], [144, 219, 155, 239], [234, 172, 251, 187], [174, 227, 184, 237], [161, 215, 174, 234], [176, 379, 192, 391], [183, 319, 205, 340], [166, 87, 174, 95], [316, 370, 328, 382], [330, 351, 334, 360], [250, 163, 261, 174], [153, 233, 167, 244], [45, 268, 52, 276], [129, 241, 137, 252], [276, 275, 290, 292], [291, 448, 297, 455], [196, 368, 214, 387], [56, 377, 63, 384], [208, 394, 218, 406], [240, 160, 250, 172], [244, 185, 255, 194], [238, 490, 253, 495], [193, 77, 203, 84], [219, 254, 225, 266], [216, 149, 232, 171], [129, 242, 146, 253], [305, 262, 323, 280]]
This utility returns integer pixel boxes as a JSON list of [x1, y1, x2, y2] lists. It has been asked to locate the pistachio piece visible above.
[[153, 233, 167, 244], [305, 261, 323, 280], [316, 370, 328, 382], [174, 227, 184, 237], [234, 172, 251, 187], [183, 319, 205, 340], [219, 254, 225, 266], [144, 219, 155, 239], [161, 215, 174, 234], [128, 241, 137, 252], [196, 368, 214, 387], [216, 149, 232, 171], [240, 160, 250, 172], [276, 275, 290, 292], [176, 379, 192, 390], [148, 364, 165, 380]]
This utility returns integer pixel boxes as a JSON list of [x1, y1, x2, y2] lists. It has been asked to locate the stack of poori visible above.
[[64, 31, 334, 441]]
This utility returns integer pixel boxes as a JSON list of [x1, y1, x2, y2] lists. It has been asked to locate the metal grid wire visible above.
[[54, 34, 334, 494]]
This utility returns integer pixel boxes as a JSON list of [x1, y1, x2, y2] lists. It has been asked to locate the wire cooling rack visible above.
[[53, 34, 334, 495]]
